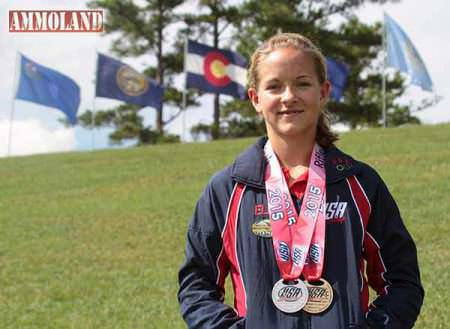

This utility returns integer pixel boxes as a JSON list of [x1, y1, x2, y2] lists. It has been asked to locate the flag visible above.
[[15, 54, 80, 125], [96, 53, 164, 110], [185, 40, 247, 99], [326, 57, 350, 102], [384, 13, 433, 91]]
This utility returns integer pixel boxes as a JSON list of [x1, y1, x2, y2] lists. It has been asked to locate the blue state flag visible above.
[[96, 53, 164, 110], [15, 54, 80, 125], [326, 57, 350, 102], [384, 13, 433, 91], [185, 40, 247, 99]]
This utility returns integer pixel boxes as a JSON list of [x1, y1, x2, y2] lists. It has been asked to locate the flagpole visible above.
[[92, 49, 98, 151], [182, 37, 188, 142], [7, 52, 20, 157], [382, 13, 387, 128]]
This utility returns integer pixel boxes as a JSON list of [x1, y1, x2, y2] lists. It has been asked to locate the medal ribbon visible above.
[[264, 141, 326, 281]]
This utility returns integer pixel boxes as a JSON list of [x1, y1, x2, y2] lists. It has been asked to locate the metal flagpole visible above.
[[7, 52, 20, 157], [182, 37, 188, 142], [92, 49, 98, 151], [382, 13, 387, 128]]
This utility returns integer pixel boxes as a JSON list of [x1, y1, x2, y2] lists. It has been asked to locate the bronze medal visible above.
[[304, 279, 333, 314]]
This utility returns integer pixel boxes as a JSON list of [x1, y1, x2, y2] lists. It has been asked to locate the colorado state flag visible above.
[[96, 53, 164, 110], [185, 40, 247, 99], [15, 54, 80, 125]]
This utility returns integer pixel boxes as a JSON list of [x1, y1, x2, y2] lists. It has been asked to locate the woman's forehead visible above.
[[258, 48, 317, 78]]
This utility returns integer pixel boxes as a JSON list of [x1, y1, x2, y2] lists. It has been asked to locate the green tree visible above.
[[80, 0, 193, 145], [217, 0, 423, 137], [183, 0, 243, 140]]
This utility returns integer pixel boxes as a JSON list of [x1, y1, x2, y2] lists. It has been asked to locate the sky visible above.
[[1, 0, 449, 157]]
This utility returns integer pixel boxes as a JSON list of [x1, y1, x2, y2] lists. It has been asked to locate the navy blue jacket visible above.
[[178, 138, 423, 329]]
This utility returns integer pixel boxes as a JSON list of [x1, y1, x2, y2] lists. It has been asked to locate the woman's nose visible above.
[[281, 86, 298, 104]]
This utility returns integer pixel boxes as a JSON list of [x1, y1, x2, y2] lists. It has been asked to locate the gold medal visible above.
[[304, 278, 333, 314]]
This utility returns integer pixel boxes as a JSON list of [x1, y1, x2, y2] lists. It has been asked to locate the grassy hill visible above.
[[0, 124, 449, 328]]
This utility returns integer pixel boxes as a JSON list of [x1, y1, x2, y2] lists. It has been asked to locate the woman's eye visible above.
[[296, 82, 311, 88]]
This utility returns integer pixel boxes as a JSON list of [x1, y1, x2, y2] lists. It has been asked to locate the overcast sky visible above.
[[1, 0, 449, 157]]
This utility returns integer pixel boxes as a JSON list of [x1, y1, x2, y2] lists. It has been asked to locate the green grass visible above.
[[0, 124, 449, 328]]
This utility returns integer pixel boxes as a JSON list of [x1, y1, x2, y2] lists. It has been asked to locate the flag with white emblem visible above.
[[185, 40, 247, 99]]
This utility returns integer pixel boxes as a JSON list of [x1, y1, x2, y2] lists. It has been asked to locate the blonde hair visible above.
[[248, 32, 338, 148]]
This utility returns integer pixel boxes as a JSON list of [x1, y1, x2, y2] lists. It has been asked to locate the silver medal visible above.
[[271, 279, 309, 313]]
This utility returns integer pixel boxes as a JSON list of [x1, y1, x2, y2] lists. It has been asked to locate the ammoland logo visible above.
[[9, 10, 104, 32]]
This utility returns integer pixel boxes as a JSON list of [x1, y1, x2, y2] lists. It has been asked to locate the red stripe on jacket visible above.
[[347, 176, 389, 312], [222, 182, 247, 316], [347, 176, 372, 313], [215, 246, 230, 301], [365, 233, 389, 296]]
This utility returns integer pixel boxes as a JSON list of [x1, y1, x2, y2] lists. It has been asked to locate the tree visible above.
[[80, 0, 192, 145], [325, 17, 413, 128], [78, 0, 427, 145], [77, 103, 180, 145], [182, 0, 243, 140], [216, 0, 422, 137]]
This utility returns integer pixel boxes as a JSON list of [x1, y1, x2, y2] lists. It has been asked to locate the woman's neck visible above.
[[268, 133, 316, 170]]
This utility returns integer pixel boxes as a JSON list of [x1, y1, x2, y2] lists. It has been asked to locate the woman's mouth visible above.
[[277, 110, 304, 116]]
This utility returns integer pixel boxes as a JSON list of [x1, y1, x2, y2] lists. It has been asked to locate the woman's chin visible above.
[[269, 124, 316, 141]]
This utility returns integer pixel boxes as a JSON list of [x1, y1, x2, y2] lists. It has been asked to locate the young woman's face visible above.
[[248, 47, 330, 141]]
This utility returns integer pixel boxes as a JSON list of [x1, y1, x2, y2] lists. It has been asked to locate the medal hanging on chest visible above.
[[303, 279, 334, 314], [264, 141, 333, 313], [271, 279, 309, 313]]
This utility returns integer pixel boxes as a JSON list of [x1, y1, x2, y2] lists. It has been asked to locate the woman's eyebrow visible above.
[[262, 78, 280, 84], [295, 74, 312, 79]]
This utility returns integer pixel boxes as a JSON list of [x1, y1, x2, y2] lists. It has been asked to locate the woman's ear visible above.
[[320, 80, 331, 107], [248, 88, 261, 114]]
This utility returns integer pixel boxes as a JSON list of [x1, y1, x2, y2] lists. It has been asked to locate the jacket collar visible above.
[[231, 137, 361, 189]]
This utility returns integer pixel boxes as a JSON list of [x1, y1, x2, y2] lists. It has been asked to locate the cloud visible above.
[[0, 119, 76, 157]]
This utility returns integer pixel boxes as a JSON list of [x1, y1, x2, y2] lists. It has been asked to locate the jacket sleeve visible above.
[[178, 181, 245, 329], [365, 176, 424, 329]]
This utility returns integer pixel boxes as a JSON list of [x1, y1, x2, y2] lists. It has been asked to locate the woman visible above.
[[178, 33, 423, 329]]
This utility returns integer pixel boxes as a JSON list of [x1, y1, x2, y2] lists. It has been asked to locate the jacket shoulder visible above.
[[327, 146, 386, 197], [188, 165, 236, 233], [208, 165, 235, 193], [347, 155, 386, 202]]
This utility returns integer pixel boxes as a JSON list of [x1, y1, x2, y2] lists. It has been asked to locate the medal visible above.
[[265, 141, 327, 313], [264, 142, 327, 282], [304, 279, 334, 314], [272, 279, 309, 313]]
